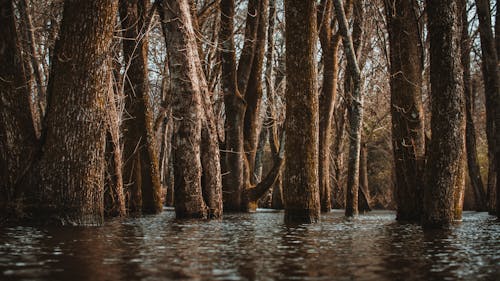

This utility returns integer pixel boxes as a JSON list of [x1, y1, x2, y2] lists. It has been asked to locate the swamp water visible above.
[[1, 210, 499, 281]]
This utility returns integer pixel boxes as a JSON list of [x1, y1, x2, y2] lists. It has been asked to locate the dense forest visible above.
[[1, 0, 499, 229]]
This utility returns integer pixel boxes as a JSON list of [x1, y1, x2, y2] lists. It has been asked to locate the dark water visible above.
[[1, 210, 499, 281]]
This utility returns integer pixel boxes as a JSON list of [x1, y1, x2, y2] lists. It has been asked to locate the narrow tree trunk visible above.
[[0, 0, 38, 218], [284, 0, 320, 223], [318, 0, 341, 213], [104, 69, 126, 217], [423, 0, 465, 227], [120, 0, 163, 214], [331, 97, 347, 209], [475, 0, 500, 217], [26, 0, 118, 225], [358, 140, 371, 213], [385, 0, 425, 222], [461, 0, 487, 211], [333, 0, 363, 218], [219, 0, 246, 211]]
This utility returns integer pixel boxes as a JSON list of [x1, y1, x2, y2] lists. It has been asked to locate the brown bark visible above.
[[0, 0, 38, 217], [318, 0, 341, 213], [461, 0, 487, 211], [162, 0, 223, 219], [332, 98, 347, 209], [385, 0, 425, 222], [244, 0, 269, 189], [423, 0, 465, 227], [358, 140, 371, 213], [25, 0, 118, 225], [475, 0, 500, 217], [219, 0, 247, 211], [284, 0, 320, 223], [119, 0, 162, 214], [104, 65, 126, 218], [18, 0, 46, 118], [333, 0, 363, 218]]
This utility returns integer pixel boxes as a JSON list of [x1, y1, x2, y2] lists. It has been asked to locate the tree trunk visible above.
[[423, 0, 465, 227], [318, 0, 341, 213], [0, 0, 38, 218], [358, 140, 371, 213], [119, 0, 163, 214], [475, 0, 500, 217], [461, 0, 487, 212], [333, 0, 363, 218], [162, 0, 224, 219], [26, 0, 118, 225], [104, 69, 126, 217], [219, 0, 247, 211], [284, 0, 320, 223], [384, 0, 425, 222]]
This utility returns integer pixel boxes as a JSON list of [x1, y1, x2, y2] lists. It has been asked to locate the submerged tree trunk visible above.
[[162, 0, 224, 219], [318, 0, 341, 213], [385, 0, 426, 222], [283, 0, 320, 223], [461, 0, 487, 212], [25, 0, 118, 225], [119, 0, 163, 214], [423, 0, 465, 227], [219, 0, 246, 211], [333, 0, 363, 218], [0, 0, 38, 217], [475, 0, 500, 217]]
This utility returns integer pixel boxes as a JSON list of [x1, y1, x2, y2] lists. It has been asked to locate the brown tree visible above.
[[161, 0, 223, 219], [461, 0, 487, 211], [475, 0, 500, 217], [219, 0, 282, 212], [0, 0, 39, 217], [333, 0, 364, 218], [423, 0, 465, 227], [283, 0, 320, 223], [25, 0, 119, 225], [119, 0, 163, 214], [384, 0, 425, 222]]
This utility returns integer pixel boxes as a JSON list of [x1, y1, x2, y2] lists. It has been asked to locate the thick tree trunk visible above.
[[385, 0, 425, 222], [423, 0, 465, 227], [333, 0, 363, 218], [475, 0, 500, 217], [162, 0, 223, 219], [25, 0, 118, 225], [461, 0, 487, 212], [0, 0, 38, 217], [284, 0, 320, 223], [120, 0, 162, 215]]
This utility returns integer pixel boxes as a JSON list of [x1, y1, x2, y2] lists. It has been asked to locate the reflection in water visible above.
[[0, 210, 499, 281]]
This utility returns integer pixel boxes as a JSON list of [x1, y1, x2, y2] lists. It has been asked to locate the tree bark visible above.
[[25, 0, 118, 225], [461, 0, 487, 212], [119, 0, 163, 214], [358, 140, 371, 213], [475, 0, 500, 217], [0, 0, 38, 217], [162, 0, 224, 219], [384, 0, 425, 222], [318, 0, 341, 213], [284, 0, 320, 223], [423, 0, 465, 227], [333, 0, 363, 218], [219, 0, 247, 211]]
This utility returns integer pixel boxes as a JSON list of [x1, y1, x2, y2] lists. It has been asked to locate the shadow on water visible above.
[[0, 210, 499, 281]]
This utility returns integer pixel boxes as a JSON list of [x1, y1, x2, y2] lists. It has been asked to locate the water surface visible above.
[[1, 210, 499, 281]]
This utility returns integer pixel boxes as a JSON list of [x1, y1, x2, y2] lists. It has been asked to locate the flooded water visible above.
[[0, 210, 499, 281]]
